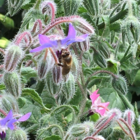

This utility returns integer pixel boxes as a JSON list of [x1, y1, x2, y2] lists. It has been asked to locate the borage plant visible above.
[[1, 0, 140, 139]]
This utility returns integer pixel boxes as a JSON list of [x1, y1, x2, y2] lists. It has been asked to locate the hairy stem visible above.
[[0, 109, 7, 116], [85, 70, 118, 87], [119, 118, 136, 140]]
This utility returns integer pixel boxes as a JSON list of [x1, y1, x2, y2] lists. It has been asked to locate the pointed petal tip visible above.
[[18, 112, 31, 122]]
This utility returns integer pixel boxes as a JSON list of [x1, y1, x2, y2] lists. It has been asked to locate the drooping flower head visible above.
[[90, 89, 109, 116], [30, 23, 88, 53], [0, 110, 31, 140]]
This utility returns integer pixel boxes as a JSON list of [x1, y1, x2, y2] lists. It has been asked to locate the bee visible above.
[[57, 48, 73, 75]]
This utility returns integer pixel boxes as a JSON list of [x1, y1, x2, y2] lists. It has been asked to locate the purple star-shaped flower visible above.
[[30, 23, 88, 53], [0, 110, 31, 140]]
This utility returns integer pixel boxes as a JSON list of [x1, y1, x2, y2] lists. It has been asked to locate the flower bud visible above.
[[93, 51, 107, 68], [71, 54, 81, 80], [4, 44, 23, 72], [38, 50, 55, 80], [3, 72, 21, 98], [0, 94, 19, 113], [46, 71, 63, 95], [123, 109, 135, 126], [40, 1, 57, 17], [97, 41, 110, 59], [52, 64, 63, 84], [122, 16, 140, 44], [77, 38, 90, 52], [10, 128, 28, 140], [65, 121, 94, 139], [62, 73, 75, 102], [112, 75, 128, 95]]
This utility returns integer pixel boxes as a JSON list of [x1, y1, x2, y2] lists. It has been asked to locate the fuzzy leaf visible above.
[[83, 0, 99, 16], [63, 0, 82, 16], [0, 84, 5, 90], [22, 88, 50, 112], [21, 67, 37, 83], [99, 88, 125, 110]]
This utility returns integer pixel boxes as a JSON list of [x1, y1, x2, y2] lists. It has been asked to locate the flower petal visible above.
[[18, 112, 31, 122], [96, 109, 106, 116], [75, 34, 88, 42], [30, 41, 56, 53], [61, 23, 76, 45], [90, 89, 100, 105], [7, 119, 17, 130], [0, 110, 13, 126], [100, 102, 110, 108], [39, 34, 51, 45], [67, 23, 76, 39]]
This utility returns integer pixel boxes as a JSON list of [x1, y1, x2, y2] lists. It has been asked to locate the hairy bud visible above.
[[123, 109, 135, 126], [52, 64, 63, 84], [46, 71, 63, 95], [10, 128, 28, 140], [71, 54, 81, 80], [3, 72, 21, 98], [62, 73, 75, 102], [122, 16, 140, 44], [77, 38, 90, 52], [4, 44, 23, 72], [65, 121, 94, 139], [97, 41, 110, 59], [112, 75, 128, 95], [93, 50, 107, 68], [0, 94, 19, 113], [38, 50, 55, 80], [40, 1, 57, 20]]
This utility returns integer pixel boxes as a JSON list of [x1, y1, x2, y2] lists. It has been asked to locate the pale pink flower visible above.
[[90, 89, 109, 116]]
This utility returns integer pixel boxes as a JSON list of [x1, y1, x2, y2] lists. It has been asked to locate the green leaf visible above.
[[0, 37, 10, 48], [44, 135, 62, 140], [0, 14, 14, 29], [21, 67, 37, 83], [83, 0, 99, 16], [0, 84, 5, 90], [90, 113, 100, 122], [99, 88, 125, 110], [121, 60, 138, 71], [63, 0, 82, 16], [102, 15, 110, 37], [22, 88, 50, 112]]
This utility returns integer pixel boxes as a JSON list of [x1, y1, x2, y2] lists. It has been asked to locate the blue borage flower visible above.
[[0, 110, 31, 140], [30, 23, 88, 53]]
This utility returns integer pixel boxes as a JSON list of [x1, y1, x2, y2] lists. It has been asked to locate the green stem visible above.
[[85, 70, 118, 87], [118, 93, 134, 111], [74, 96, 87, 123]]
